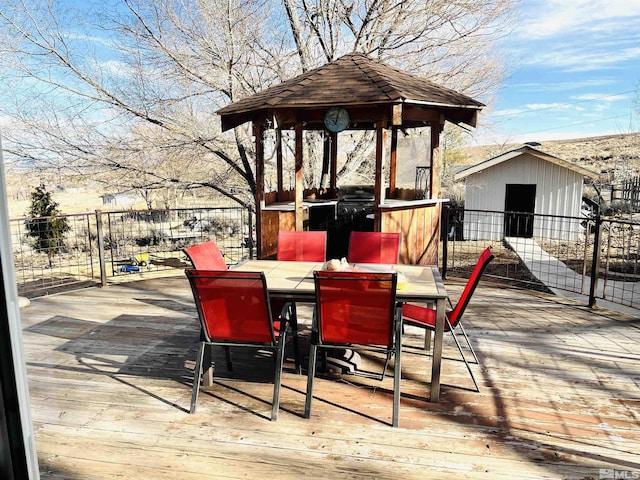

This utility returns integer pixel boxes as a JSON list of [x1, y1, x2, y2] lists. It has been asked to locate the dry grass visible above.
[[6, 133, 640, 219]]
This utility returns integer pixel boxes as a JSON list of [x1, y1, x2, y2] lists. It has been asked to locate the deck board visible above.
[[19, 275, 640, 479]]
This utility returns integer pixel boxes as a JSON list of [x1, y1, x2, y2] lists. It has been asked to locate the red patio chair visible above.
[[402, 246, 494, 392], [275, 230, 326, 359], [183, 240, 227, 270], [185, 241, 301, 374], [347, 231, 401, 264], [186, 269, 300, 420], [183, 242, 232, 373], [304, 270, 403, 427], [277, 230, 327, 262]]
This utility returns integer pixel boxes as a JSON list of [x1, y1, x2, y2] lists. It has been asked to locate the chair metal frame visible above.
[[277, 230, 327, 262], [347, 231, 401, 264], [304, 270, 403, 427], [402, 246, 494, 392], [186, 269, 300, 420]]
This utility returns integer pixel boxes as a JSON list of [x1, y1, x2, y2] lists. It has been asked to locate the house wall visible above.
[[463, 153, 585, 241]]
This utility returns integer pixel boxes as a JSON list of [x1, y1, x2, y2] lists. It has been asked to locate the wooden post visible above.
[[430, 115, 444, 199], [254, 121, 265, 257], [374, 121, 387, 231], [276, 128, 283, 200], [389, 127, 398, 198], [320, 133, 330, 190], [294, 121, 304, 231], [390, 104, 402, 199], [430, 115, 445, 262], [329, 131, 338, 195], [95, 210, 107, 287]]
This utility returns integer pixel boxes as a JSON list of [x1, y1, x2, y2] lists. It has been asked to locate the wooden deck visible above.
[[19, 273, 640, 479]]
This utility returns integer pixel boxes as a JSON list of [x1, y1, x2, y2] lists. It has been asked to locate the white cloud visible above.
[[0, 115, 15, 129], [491, 103, 574, 119], [572, 93, 631, 102], [492, 108, 528, 116], [524, 102, 566, 110], [68, 32, 115, 50], [517, 0, 640, 40], [521, 45, 640, 71], [507, 1, 640, 74], [508, 79, 616, 90], [99, 59, 134, 76], [485, 2, 640, 143]]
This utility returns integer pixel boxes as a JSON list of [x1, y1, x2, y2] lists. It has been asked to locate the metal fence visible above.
[[10, 207, 254, 297], [442, 207, 640, 311], [11, 204, 640, 310]]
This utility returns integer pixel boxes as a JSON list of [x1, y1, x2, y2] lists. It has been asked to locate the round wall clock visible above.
[[324, 107, 350, 133]]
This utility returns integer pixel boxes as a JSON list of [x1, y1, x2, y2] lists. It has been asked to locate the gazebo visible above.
[[217, 52, 483, 264]]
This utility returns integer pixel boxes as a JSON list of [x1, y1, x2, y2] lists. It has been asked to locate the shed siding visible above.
[[463, 153, 584, 241]]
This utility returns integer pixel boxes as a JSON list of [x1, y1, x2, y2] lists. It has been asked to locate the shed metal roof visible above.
[[453, 145, 598, 181]]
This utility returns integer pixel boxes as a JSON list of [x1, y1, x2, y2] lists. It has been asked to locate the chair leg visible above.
[[423, 329, 432, 351], [271, 327, 287, 421], [382, 351, 392, 381], [288, 303, 302, 374], [190, 341, 206, 414], [392, 307, 403, 428], [320, 349, 327, 373], [279, 301, 302, 374], [224, 346, 233, 371], [447, 320, 479, 392], [304, 344, 318, 418], [457, 322, 479, 364]]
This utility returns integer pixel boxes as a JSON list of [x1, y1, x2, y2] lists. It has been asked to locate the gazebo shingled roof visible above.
[[217, 52, 484, 131]]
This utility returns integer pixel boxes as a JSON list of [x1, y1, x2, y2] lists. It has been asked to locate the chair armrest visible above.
[[277, 301, 295, 329]]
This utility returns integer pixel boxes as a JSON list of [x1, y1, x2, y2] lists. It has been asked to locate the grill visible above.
[[325, 185, 375, 259], [337, 185, 375, 223]]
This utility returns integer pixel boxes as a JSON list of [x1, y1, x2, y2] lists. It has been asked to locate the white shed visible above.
[[101, 191, 137, 208], [454, 146, 597, 241]]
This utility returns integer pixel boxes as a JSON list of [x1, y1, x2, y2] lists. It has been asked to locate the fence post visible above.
[[588, 211, 602, 308], [95, 210, 107, 287], [247, 210, 255, 259], [441, 204, 449, 279]]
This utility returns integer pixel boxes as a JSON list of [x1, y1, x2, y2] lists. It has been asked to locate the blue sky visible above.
[[1, 1, 638, 148], [474, 0, 640, 145]]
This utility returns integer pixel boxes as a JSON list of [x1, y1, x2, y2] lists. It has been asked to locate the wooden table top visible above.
[[231, 260, 447, 302]]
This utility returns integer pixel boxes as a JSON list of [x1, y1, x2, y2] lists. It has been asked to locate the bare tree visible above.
[[0, 0, 516, 210], [282, 0, 514, 96]]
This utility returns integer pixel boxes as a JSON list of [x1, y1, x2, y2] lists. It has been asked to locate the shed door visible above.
[[504, 184, 535, 237]]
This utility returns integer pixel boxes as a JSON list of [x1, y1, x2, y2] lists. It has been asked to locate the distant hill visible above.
[[463, 132, 640, 183]]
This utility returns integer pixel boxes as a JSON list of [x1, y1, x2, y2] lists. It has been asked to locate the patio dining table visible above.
[[224, 260, 449, 403]]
